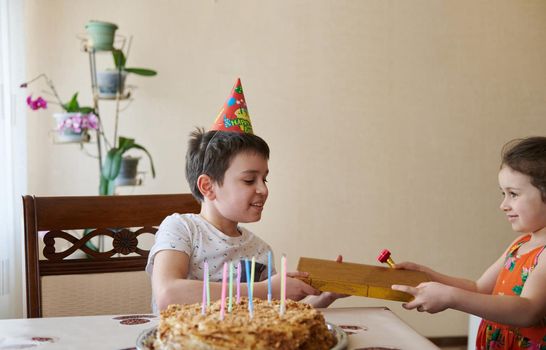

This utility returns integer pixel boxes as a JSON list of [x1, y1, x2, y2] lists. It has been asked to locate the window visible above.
[[0, 0, 26, 319]]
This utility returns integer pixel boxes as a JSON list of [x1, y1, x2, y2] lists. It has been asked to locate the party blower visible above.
[[377, 249, 396, 268]]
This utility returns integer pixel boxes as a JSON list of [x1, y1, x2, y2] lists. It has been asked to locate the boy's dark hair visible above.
[[186, 128, 270, 202], [501, 136, 546, 202]]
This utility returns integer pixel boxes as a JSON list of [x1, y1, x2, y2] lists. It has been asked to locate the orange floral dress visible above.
[[476, 235, 546, 350]]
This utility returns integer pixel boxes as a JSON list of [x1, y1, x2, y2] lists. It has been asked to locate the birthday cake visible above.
[[151, 297, 336, 350]]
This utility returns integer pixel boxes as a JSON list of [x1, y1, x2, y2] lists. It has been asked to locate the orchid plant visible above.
[[57, 113, 99, 134], [22, 74, 98, 134]]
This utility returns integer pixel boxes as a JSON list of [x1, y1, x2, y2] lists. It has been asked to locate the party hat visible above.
[[210, 78, 253, 134]]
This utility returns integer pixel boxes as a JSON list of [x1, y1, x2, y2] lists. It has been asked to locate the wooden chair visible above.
[[22, 193, 200, 318]]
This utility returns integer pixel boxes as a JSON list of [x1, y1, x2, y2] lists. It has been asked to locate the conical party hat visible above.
[[210, 78, 254, 134]]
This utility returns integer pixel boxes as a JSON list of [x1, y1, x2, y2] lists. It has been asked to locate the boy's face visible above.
[[498, 166, 546, 234], [212, 151, 269, 223]]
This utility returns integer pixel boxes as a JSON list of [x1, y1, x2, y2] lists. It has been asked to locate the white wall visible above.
[[24, 0, 546, 336]]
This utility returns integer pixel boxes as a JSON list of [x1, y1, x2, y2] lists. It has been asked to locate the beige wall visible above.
[[24, 0, 546, 336]]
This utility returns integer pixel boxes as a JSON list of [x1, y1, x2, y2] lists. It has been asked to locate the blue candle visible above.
[[244, 258, 253, 317], [267, 251, 272, 304], [250, 256, 255, 297]]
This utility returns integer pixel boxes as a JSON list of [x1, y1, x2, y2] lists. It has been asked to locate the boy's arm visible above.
[[152, 250, 247, 310], [151, 250, 318, 311]]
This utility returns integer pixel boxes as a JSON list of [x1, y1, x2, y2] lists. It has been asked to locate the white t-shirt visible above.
[[146, 213, 275, 311]]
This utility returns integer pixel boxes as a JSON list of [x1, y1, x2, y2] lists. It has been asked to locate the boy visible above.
[[146, 79, 341, 312]]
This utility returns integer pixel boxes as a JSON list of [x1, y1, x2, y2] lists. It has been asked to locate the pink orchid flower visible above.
[[57, 113, 99, 133], [26, 95, 47, 110]]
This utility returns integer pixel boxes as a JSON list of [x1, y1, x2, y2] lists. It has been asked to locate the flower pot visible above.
[[53, 113, 90, 143], [115, 156, 141, 186], [97, 70, 127, 98], [85, 20, 118, 51]]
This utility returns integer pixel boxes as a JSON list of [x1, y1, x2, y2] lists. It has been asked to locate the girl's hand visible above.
[[394, 261, 426, 272], [392, 282, 453, 313]]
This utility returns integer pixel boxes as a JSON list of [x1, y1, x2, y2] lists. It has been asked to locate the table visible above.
[[0, 307, 438, 349], [321, 307, 439, 349]]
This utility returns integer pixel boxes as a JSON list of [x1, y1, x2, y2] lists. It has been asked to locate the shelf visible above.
[[98, 91, 131, 100], [78, 34, 126, 53]]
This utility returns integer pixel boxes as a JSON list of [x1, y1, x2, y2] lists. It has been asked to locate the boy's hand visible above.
[[270, 272, 319, 301], [304, 254, 350, 308]]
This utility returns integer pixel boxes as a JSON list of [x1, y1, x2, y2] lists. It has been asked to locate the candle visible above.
[[228, 261, 233, 313], [201, 261, 207, 315], [220, 262, 228, 320], [280, 254, 286, 316], [205, 261, 210, 307], [267, 251, 272, 304], [245, 259, 253, 317], [236, 261, 241, 304], [250, 256, 255, 297]]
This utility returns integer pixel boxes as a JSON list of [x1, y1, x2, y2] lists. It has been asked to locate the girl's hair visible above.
[[185, 128, 270, 202], [501, 136, 546, 202]]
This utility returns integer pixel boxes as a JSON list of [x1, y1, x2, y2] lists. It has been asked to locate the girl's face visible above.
[[498, 166, 546, 234], [212, 151, 269, 224]]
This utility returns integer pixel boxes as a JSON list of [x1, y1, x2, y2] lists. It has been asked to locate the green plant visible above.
[[62, 92, 95, 114], [99, 136, 156, 195], [112, 48, 157, 76]]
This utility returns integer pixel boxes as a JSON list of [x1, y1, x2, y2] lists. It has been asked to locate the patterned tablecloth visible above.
[[0, 307, 438, 350]]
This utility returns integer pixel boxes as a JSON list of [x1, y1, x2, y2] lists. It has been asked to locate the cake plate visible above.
[[137, 322, 348, 349]]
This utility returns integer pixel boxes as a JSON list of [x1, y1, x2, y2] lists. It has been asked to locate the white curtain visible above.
[[0, 0, 26, 319]]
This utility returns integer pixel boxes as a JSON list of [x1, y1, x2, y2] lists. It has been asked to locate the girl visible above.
[[392, 137, 546, 349]]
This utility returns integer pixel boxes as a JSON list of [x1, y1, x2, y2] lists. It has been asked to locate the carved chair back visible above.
[[23, 194, 200, 318]]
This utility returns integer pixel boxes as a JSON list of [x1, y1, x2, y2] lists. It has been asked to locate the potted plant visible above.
[[115, 156, 141, 186], [23, 75, 98, 143], [97, 42, 157, 98], [84, 20, 118, 51], [99, 136, 156, 195]]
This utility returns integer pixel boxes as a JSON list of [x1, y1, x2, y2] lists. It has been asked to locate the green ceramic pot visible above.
[[85, 20, 118, 51]]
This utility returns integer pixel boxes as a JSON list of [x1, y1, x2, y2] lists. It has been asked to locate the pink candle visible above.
[[201, 261, 207, 315], [220, 262, 228, 320], [205, 261, 210, 307], [236, 261, 241, 304]]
